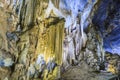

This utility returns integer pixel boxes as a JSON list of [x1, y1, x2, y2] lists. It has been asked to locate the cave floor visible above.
[[61, 62, 118, 80]]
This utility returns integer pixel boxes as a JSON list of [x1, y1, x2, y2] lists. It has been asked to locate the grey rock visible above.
[[0, 2, 4, 8], [0, 56, 14, 67], [0, 50, 14, 67], [6, 32, 18, 41]]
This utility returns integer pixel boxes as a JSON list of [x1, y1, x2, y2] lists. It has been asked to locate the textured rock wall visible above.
[[93, 0, 120, 55], [0, 0, 64, 80]]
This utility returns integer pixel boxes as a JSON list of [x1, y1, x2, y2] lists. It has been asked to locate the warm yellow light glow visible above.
[[107, 64, 116, 74]]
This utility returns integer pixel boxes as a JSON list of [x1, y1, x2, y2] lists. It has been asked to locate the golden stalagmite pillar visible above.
[[35, 18, 64, 79], [32, 0, 64, 79]]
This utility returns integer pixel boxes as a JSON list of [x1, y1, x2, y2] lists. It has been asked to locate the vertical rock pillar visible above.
[[18, 0, 64, 79]]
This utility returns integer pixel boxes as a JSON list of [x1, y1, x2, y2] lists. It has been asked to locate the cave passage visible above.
[[0, 0, 120, 80]]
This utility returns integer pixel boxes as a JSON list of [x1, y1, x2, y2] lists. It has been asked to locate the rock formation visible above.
[[0, 0, 120, 80]]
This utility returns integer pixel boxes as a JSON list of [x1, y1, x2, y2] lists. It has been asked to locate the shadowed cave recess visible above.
[[0, 0, 120, 80]]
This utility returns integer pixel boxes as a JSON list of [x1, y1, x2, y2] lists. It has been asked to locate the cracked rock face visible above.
[[0, 0, 120, 80]]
